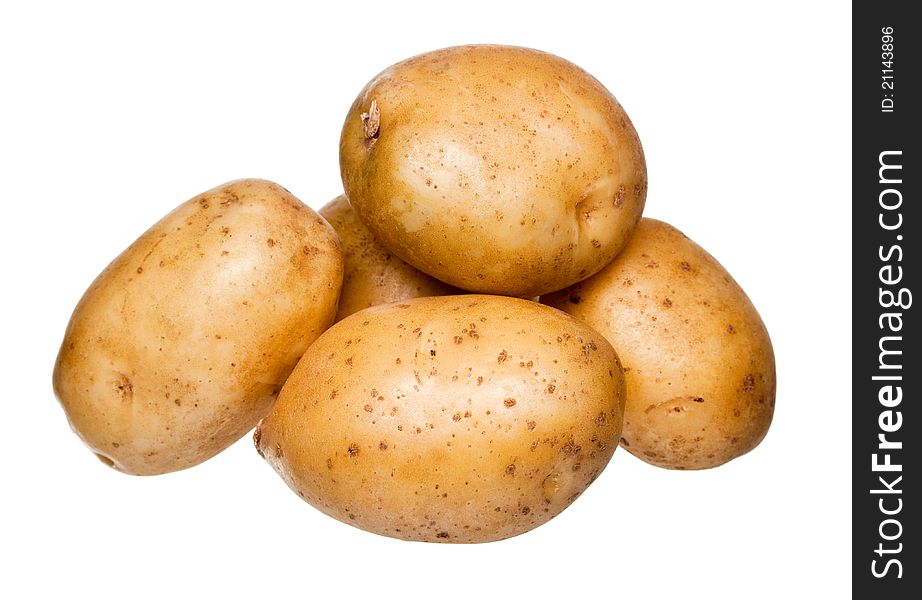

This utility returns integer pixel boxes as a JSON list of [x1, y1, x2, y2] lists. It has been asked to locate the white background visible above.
[[1, 1, 851, 598]]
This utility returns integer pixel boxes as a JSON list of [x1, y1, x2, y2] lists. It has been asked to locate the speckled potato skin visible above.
[[543, 219, 775, 470], [53, 179, 344, 475], [255, 295, 625, 543], [319, 194, 460, 322], [339, 45, 647, 297]]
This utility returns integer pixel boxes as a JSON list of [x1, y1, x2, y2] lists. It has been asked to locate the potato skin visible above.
[[319, 194, 460, 322], [340, 45, 646, 297], [255, 295, 625, 543], [543, 219, 775, 469], [53, 179, 344, 475]]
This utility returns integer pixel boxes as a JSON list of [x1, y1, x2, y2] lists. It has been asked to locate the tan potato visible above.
[[53, 179, 344, 475], [543, 218, 775, 469], [340, 45, 647, 297], [255, 295, 625, 543], [319, 194, 460, 322]]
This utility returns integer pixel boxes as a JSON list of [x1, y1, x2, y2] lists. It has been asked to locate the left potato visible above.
[[52, 179, 344, 475]]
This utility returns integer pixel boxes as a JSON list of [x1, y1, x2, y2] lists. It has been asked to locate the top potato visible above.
[[340, 45, 647, 297]]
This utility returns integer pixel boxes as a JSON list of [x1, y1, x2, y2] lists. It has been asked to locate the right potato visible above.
[[543, 218, 775, 469]]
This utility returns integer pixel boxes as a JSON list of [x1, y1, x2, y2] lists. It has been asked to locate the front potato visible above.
[[340, 45, 647, 297], [53, 179, 344, 475], [255, 295, 625, 543], [543, 218, 775, 469]]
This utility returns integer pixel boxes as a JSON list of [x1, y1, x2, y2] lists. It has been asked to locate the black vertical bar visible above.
[[853, 1, 917, 596]]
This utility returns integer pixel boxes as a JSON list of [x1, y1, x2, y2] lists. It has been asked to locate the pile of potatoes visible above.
[[53, 45, 774, 543]]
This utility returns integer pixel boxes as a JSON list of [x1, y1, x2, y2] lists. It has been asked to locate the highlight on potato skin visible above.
[[543, 218, 775, 470], [319, 194, 461, 322], [339, 44, 647, 298], [52, 179, 344, 475], [254, 295, 626, 543]]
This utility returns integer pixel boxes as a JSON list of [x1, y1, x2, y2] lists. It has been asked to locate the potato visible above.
[[543, 218, 775, 469], [319, 194, 460, 322], [255, 295, 625, 543], [339, 45, 647, 297], [52, 179, 344, 475]]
